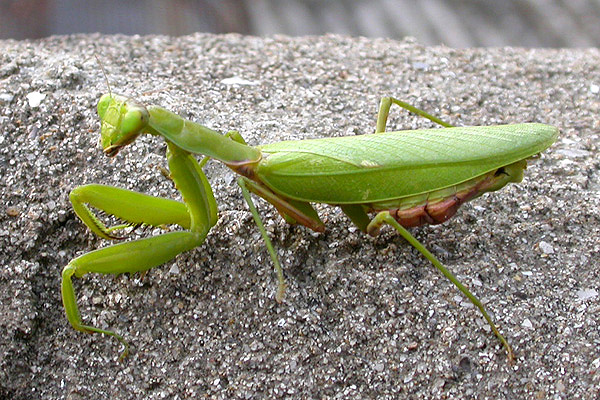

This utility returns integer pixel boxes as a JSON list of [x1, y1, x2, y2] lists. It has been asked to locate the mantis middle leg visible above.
[[222, 131, 325, 302]]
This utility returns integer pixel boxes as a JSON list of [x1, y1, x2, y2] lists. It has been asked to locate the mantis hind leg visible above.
[[376, 97, 454, 133], [349, 208, 514, 361]]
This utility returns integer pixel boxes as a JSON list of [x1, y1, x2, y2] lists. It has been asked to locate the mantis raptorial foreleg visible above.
[[62, 231, 204, 360], [70, 184, 191, 239], [62, 142, 217, 359]]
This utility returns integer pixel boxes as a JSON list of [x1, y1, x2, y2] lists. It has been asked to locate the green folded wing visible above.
[[256, 123, 558, 204]]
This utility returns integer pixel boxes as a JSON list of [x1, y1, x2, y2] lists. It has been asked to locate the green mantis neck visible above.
[[145, 105, 261, 166]]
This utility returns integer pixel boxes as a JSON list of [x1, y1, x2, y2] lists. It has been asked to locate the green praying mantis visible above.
[[62, 87, 557, 362]]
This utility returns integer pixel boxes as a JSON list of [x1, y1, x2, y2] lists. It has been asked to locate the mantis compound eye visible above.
[[97, 94, 149, 156], [120, 108, 148, 136]]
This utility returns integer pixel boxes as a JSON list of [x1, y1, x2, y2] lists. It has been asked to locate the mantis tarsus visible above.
[[62, 92, 557, 362]]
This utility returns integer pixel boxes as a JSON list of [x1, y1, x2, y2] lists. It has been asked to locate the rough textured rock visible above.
[[0, 33, 598, 399]]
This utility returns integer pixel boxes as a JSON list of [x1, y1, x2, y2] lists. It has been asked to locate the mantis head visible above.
[[97, 93, 150, 157]]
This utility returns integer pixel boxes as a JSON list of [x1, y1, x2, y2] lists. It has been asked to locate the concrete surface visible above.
[[0, 33, 598, 399]]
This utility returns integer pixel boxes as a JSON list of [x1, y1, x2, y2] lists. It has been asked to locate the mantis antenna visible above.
[[94, 53, 112, 97]]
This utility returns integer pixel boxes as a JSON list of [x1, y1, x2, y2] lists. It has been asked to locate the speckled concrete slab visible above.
[[0, 34, 598, 399]]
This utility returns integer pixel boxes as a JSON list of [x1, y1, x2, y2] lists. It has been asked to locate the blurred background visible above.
[[1, 0, 599, 47]]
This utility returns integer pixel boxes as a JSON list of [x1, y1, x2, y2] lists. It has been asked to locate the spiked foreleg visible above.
[[69, 184, 191, 239], [62, 231, 205, 360], [62, 142, 218, 359]]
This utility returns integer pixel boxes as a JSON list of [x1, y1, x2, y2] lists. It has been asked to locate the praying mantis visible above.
[[61, 91, 557, 362]]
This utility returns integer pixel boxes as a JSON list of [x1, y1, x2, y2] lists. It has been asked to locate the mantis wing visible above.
[[256, 123, 558, 204]]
